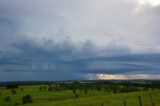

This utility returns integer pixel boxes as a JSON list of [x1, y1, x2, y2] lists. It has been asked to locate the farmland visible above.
[[0, 80, 160, 106]]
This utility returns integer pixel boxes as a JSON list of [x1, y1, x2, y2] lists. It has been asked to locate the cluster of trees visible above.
[[1, 84, 33, 105], [39, 86, 47, 91], [37, 81, 147, 99], [36, 81, 145, 95], [2, 94, 33, 105]]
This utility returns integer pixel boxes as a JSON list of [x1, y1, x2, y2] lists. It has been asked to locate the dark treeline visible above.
[[45, 80, 160, 93], [0, 80, 159, 93], [0, 81, 50, 88], [0, 80, 160, 88]]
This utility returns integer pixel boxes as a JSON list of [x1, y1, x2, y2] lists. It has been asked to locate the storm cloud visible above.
[[0, 0, 160, 81]]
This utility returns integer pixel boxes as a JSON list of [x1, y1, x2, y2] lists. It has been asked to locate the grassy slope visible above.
[[0, 85, 160, 106]]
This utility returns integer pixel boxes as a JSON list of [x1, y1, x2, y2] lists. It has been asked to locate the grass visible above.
[[0, 85, 160, 106]]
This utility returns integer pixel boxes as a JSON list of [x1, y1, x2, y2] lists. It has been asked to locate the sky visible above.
[[0, 0, 160, 81]]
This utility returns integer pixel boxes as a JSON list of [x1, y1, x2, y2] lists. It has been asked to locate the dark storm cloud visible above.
[[0, 0, 160, 80], [0, 43, 160, 80]]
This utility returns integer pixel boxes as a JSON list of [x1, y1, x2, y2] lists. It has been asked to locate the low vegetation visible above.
[[0, 80, 159, 106]]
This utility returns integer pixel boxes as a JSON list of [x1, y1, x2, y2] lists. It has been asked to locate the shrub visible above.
[[48, 97, 52, 101], [22, 94, 33, 104], [74, 93, 79, 98], [4, 96, 10, 102], [14, 102, 20, 106], [100, 102, 104, 106]]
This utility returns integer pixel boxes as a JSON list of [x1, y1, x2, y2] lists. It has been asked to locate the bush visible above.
[[4, 96, 10, 102], [22, 94, 33, 104], [100, 102, 104, 106], [14, 102, 20, 106], [74, 93, 79, 98]]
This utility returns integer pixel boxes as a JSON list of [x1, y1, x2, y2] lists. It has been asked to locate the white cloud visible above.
[[138, 0, 160, 6]]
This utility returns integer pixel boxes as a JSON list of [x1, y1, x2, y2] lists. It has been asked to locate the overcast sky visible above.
[[0, 0, 160, 81]]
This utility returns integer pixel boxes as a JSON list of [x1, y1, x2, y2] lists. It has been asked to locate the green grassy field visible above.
[[0, 85, 160, 106]]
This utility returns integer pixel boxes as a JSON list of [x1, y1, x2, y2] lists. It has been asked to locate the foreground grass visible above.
[[0, 85, 160, 106]]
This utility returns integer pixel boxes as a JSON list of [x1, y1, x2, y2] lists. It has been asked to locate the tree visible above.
[[72, 88, 76, 94], [4, 96, 10, 106], [22, 94, 33, 104], [39, 86, 42, 91], [43, 86, 47, 90], [21, 88, 24, 91], [48, 86, 52, 92], [11, 89, 16, 95], [84, 89, 88, 94]]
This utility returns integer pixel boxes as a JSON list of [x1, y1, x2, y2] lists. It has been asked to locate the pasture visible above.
[[0, 81, 160, 106]]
